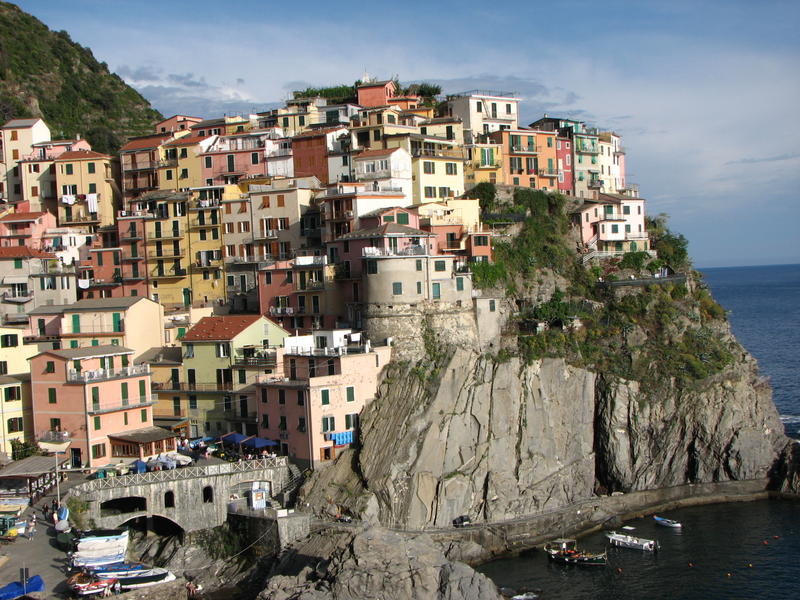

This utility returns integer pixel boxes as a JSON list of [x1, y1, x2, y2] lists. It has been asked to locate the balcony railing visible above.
[[67, 364, 150, 383], [538, 168, 559, 177], [38, 430, 71, 443], [148, 229, 184, 239], [61, 214, 100, 224], [226, 255, 274, 266], [123, 161, 157, 171], [294, 255, 327, 267], [189, 198, 221, 210], [158, 159, 178, 168], [1, 291, 33, 303], [599, 212, 625, 221], [296, 279, 326, 291], [66, 324, 125, 335], [152, 381, 235, 392], [411, 148, 464, 159], [189, 218, 220, 228], [362, 245, 427, 257], [575, 144, 598, 154], [233, 353, 278, 367], [89, 396, 154, 415], [510, 144, 537, 154], [150, 268, 187, 279]]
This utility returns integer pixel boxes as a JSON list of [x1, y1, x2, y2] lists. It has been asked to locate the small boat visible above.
[[71, 551, 127, 568], [0, 575, 45, 599], [606, 531, 659, 551], [544, 538, 607, 566], [88, 562, 146, 575], [653, 515, 682, 528], [115, 568, 175, 590], [67, 573, 116, 597]]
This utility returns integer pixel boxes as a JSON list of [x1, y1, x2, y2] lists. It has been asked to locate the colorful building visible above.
[[0, 118, 51, 206], [55, 150, 118, 229], [292, 126, 349, 185], [0, 211, 57, 249], [17, 138, 92, 213], [119, 134, 174, 203], [256, 330, 391, 467], [0, 325, 37, 457], [158, 136, 216, 192], [444, 91, 519, 144], [158, 315, 290, 438], [464, 142, 503, 187], [30, 345, 163, 469], [487, 128, 559, 191], [572, 193, 649, 257]]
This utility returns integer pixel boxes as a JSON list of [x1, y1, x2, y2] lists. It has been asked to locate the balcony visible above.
[[38, 430, 71, 443], [268, 306, 294, 316], [411, 148, 464, 159], [226, 255, 273, 266], [626, 232, 650, 241], [2, 291, 33, 303], [147, 229, 183, 240], [122, 254, 144, 261], [599, 212, 626, 221], [123, 161, 157, 171], [150, 268, 187, 279], [85, 276, 122, 287], [538, 168, 559, 178], [119, 229, 143, 241], [61, 214, 100, 225], [159, 159, 178, 168], [264, 148, 292, 158], [233, 351, 278, 368], [575, 144, 598, 154], [225, 411, 259, 424], [294, 255, 327, 267], [510, 144, 537, 154], [188, 218, 220, 229], [67, 364, 150, 384], [191, 259, 223, 270], [588, 178, 602, 189], [328, 210, 354, 222], [188, 198, 220, 210], [334, 264, 357, 280], [362, 245, 427, 257], [151, 249, 185, 259], [253, 229, 279, 241], [66, 324, 125, 336], [3, 313, 29, 324], [295, 279, 326, 292], [88, 396, 155, 415], [152, 381, 234, 393], [121, 273, 146, 281]]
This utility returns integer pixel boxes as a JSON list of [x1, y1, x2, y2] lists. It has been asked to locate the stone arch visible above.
[[202, 485, 213, 503], [100, 496, 146, 517], [164, 490, 175, 508]]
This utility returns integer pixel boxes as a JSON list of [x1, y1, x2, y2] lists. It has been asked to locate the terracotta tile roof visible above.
[[120, 135, 172, 152], [0, 211, 48, 223], [181, 315, 261, 342], [355, 147, 402, 158], [162, 135, 211, 147], [55, 150, 110, 161], [337, 222, 432, 241], [0, 247, 56, 259]]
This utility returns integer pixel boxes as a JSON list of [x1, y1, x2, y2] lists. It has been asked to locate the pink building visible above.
[[155, 115, 202, 135], [573, 193, 649, 256], [0, 211, 57, 249], [200, 130, 276, 186], [30, 345, 173, 468], [256, 331, 391, 467]]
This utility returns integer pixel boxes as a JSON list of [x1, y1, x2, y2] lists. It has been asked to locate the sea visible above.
[[478, 264, 800, 600]]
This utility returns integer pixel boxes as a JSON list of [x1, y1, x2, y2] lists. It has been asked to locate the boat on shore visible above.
[[68, 568, 175, 594], [653, 515, 682, 528], [543, 538, 607, 566], [606, 531, 659, 551]]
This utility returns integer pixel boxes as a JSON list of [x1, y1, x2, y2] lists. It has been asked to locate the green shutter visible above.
[[112, 313, 121, 332], [397, 212, 409, 225], [72, 314, 81, 333], [321, 389, 329, 405], [70, 340, 78, 348], [346, 386, 355, 402], [121, 382, 128, 404], [139, 380, 146, 398], [48, 388, 56, 404], [456, 277, 464, 291], [93, 416, 101, 430], [92, 387, 99, 410]]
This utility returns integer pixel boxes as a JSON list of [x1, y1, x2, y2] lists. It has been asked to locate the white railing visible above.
[[74, 457, 288, 491], [67, 364, 150, 383], [362, 245, 427, 257], [294, 255, 327, 266], [90, 396, 154, 414]]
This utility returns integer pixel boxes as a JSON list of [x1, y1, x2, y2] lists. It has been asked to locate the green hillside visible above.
[[0, 2, 162, 154]]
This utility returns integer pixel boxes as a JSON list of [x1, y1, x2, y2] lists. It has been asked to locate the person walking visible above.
[[42, 503, 50, 522], [27, 518, 35, 541], [51, 498, 58, 514]]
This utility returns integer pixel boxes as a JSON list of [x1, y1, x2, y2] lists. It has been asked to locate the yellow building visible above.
[[420, 117, 465, 146], [415, 198, 482, 231], [0, 325, 37, 457], [55, 150, 117, 229], [158, 136, 216, 192], [128, 190, 225, 309], [464, 143, 504, 186]]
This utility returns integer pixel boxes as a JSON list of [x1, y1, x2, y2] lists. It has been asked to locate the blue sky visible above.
[[14, 0, 800, 268]]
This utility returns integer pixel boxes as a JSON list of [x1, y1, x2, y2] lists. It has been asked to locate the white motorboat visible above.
[[606, 531, 659, 552]]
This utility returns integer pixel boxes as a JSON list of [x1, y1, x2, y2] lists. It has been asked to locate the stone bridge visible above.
[[68, 457, 293, 533]]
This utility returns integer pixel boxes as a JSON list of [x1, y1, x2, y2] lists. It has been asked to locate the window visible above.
[[298, 416, 306, 432], [121, 382, 128, 405], [278, 389, 286, 405], [50, 418, 61, 431], [366, 261, 378, 274], [216, 343, 230, 358], [279, 416, 287, 430], [12, 259, 21, 270], [91, 443, 106, 459], [415, 259, 423, 271], [434, 260, 446, 272], [180, 168, 188, 179], [238, 369, 246, 384], [0, 362, 6, 376], [93, 416, 101, 430], [48, 388, 56, 404], [65, 164, 73, 175], [474, 235, 489, 247], [203, 486, 213, 503], [611, 224, 619, 234], [547, 137, 553, 148], [346, 386, 355, 403], [417, 281, 422, 294], [297, 390, 304, 406], [623, 205, 631, 215], [189, 395, 197, 410], [432, 282, 440, 299], [184, 344, 194, 358], [204, 156, 212, 168], [423, 161, 434, 174], [7, 417, 23, 433], [321, 389, 330, 405], [166, 170, 173, 180], [445, 162, 457, 175], [261, 414, 269, 428], [251, 152, 259, 165], [141, 408, 147, 422], [3, 387, 20, 401], [322, 416, 335, 432], [456, 277, 464, 291], [123, 412, 128, 425], [45, 361, 55, 373], [424, 186, 436, 198], [392, 282, 402, 295]]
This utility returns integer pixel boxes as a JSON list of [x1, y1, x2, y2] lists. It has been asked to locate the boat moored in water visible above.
[[544, 538, 607, 566], [653, 515, 682, 528], [606, 531, 659, 551]]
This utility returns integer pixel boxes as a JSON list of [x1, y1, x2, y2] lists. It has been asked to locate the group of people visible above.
[[27, 498, 62, 540]]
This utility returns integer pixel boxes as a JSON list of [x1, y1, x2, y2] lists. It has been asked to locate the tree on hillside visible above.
[[465, 182, 497, 213], [646, 213, 690, 270]]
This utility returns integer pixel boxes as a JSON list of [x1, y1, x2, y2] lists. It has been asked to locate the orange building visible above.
[[488, 128, 559, 190]]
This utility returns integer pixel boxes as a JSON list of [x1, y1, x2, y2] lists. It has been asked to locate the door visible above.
[[182, 288, 191, 307], [188, 369, 196, 389], [171, 368, 180, 386], [432, 283, 440, 299], [239, 396, 248, 418], [37, 319, 45, 336], [71, 448, 82, 469]]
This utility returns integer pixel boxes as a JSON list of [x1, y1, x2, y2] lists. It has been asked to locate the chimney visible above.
[[76, 134, 81, 140]]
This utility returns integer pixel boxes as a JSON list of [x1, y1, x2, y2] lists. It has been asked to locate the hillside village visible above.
[[0, 76, 653, 477]]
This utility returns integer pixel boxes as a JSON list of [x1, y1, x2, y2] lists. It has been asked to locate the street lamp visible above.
[[38, 435, 71, 509]]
